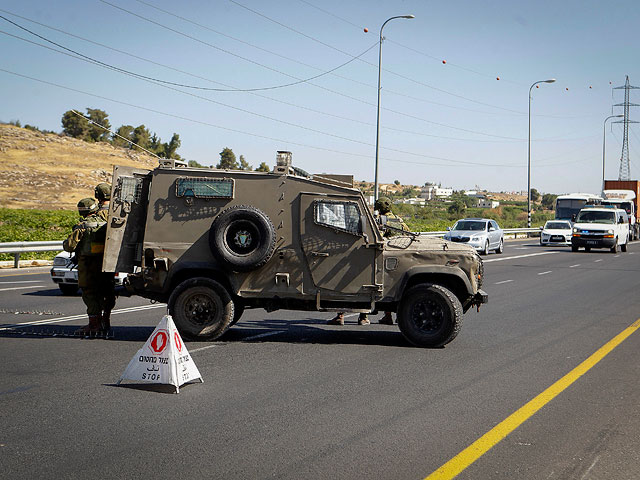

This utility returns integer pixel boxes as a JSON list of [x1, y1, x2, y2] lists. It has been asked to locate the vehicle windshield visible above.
[[453, 220, 486, 231], [603, 200, 632, 215], [544, 222, 571, 230], [575, 210, 616, 224]]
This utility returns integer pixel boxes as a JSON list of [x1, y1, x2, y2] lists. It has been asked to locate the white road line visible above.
[[494, 280, 514, 285], [613, 255, 620, 258], [190, 344, 219, 354], [0, 285, 45, 292], [514, 247, 530, 250], [538, 271, 552, 275], [594, 259, 603, 263], [484, 252, 559, 263], [0, 304, 166, 331], [569, 264, 580, 268], [242, 331, 284, 341], [0, 281, 43, 284]]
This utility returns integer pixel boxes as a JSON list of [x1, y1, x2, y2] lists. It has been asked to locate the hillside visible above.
[[0, 124, 156, 210]]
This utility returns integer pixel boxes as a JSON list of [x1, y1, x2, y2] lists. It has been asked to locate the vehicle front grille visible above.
[[450, 237, 470, 243]]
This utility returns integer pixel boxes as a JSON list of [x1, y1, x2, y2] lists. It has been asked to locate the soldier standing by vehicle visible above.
[[63, 197, 110, 336], [375, 197, 409, 325], [327, 197, 409, 327], [94, 183, 116, 332]]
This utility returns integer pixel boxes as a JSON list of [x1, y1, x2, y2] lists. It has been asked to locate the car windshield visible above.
[[575, 211, 616, 224], [544, 222, 571, 230], [453, 220, 486, 231]]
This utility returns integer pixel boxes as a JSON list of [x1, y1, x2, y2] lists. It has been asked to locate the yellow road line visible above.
[[425, 317, 640, 480]]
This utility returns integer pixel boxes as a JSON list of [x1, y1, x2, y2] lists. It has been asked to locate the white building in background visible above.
[[394, 197, 426, 206], [477, 198, 500, 209], [420, 184, 453, 200]]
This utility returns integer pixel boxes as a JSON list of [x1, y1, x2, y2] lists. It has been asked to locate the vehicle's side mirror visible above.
[[446, 226, 451, 231], [539, 226, 543, 230], [489, 226, 494, 231], [619, 217, 625, 224]]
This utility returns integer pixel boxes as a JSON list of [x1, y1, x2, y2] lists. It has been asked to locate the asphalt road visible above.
[[2, 239, 640, 480]]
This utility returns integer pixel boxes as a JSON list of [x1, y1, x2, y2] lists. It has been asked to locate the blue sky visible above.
[[1, 0, 639, 195]]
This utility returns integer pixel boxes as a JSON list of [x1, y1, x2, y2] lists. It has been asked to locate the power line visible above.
[[0, 19, 529, 142], [0, 68, 532, 168]]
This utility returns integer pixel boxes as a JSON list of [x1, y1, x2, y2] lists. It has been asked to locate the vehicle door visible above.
[[103, 165, 152, 273], [299, 194, 381, 301], [488, 220, 498, 248]]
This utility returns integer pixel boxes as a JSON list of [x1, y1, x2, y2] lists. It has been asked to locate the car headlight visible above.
[[607, 229, 614, 234], [53, 257, 69, 266], [573, 227, 580, 233]]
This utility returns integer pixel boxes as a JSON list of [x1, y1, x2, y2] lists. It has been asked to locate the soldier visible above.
[[63, 197, 110, 335], [94, 183, 116, 331], [374, 197, 409, 325]]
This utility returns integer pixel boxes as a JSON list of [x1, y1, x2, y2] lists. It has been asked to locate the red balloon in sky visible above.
[[442, 60, 446, 64], [496, 77, 500, 80], [364, 28, 368, 33]]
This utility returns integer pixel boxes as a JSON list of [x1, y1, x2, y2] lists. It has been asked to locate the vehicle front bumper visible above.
[[540, 234, 571, 245], [50, 267, 78, 285], [571, 236, 616, 249]]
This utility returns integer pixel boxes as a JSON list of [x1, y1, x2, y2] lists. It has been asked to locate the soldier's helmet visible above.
[[374, 197, 392, 214], [77, 197, 99, 216], [94, 183, 111, 201]]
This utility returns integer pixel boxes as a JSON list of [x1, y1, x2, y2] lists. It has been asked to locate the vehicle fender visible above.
[[164, 261, 239, 297], [395, 265, 474, 303]]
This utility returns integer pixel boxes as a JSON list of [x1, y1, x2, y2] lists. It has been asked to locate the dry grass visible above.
[[0, 124, 156, 210]]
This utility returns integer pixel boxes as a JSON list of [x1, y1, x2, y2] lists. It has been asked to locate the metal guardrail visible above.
[[0, 241, 63, 268], [419, 228, 541, 238]]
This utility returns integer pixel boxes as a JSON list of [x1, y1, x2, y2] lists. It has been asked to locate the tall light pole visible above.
[[602, 114, 624, 194], [527, 78, 556, 227], [374, 14, 414, 202]]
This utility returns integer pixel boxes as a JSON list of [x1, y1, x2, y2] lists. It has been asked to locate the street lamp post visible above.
[[374, 14, 414, 202], [527, 78, 556, 227], [602, 114, 624, 194]]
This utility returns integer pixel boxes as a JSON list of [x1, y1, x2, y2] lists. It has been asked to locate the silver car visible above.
[[444, 218, 504, 255]]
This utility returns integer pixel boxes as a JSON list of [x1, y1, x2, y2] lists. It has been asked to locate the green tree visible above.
[[255, 162, 270, 172], [530, 188, 541, 203], [85, 108, 110, 142], [61, 110, 89, 139], [447, 200, 466, 216], [149, 133, 162, 153], [394, 179, 400, 186], [162, 133, 181, 159], [188, 159, 205, 168], [239, 155, 252, 170], [217, 147, 238, 169], [112, 125, 134, 147], [131, 125, 151, 151], [541, 193, 557, 210]]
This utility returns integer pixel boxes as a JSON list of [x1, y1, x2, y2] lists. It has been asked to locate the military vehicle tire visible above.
[[168, 277, 234, 340], [209, 205, 276, 272], [59, 284, 79, 295], [230, 298, 245, 326], [398, 284, 463, 348]]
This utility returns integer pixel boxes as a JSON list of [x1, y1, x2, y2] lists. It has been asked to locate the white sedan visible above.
[[50, 251, 128, 295], [539, 220, 572, 246]]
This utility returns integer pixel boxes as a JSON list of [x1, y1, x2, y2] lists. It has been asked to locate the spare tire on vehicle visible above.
[[209, 205, 276, 272]]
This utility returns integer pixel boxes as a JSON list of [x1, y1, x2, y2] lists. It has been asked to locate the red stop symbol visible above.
[[174, 332, 183, 353], [150, 331, 168, 353]]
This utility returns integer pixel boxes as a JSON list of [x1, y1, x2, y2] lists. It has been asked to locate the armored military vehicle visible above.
[[103, 151, 487, 347]]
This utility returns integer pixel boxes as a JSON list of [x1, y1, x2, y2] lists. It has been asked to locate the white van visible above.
[[571, 206, 629, 253]]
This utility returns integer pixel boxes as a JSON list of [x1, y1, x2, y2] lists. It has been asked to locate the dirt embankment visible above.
[[0, 124, 156, 209]]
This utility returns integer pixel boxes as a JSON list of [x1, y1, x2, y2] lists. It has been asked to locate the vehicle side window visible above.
[[491, 220, 499, 230], [314, 200, 362, 235]]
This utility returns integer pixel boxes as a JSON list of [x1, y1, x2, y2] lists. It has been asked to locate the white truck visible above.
[[602, 189, 638, 241], [571, 206, 629, 253]]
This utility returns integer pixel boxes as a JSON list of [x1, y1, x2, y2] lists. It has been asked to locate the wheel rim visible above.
[[183, 292, 220, 326], [225, 220, 261, 256], [411, 295, 446, 334]]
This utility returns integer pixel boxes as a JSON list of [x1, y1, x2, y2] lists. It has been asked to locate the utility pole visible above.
[[612, 75, 640, 180]]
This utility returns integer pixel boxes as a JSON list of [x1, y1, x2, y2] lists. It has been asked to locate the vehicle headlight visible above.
[[573, 227, 580, 233], [53, 257, 69, 266], [607, 229, 614, 234]]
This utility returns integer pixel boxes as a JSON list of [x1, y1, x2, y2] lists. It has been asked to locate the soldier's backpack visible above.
[[75, 216, 107, 256]]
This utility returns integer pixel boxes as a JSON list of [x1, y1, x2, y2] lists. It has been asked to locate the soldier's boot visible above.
[[74, 315, 102, 336], [379, 312, 394, 325], [327, 313, 345, 326], [101, 310, 111, 333], [358, 313, 370, 326]]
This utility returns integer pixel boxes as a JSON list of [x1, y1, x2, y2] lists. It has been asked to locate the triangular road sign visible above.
[[118, 315, 203, 393]]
